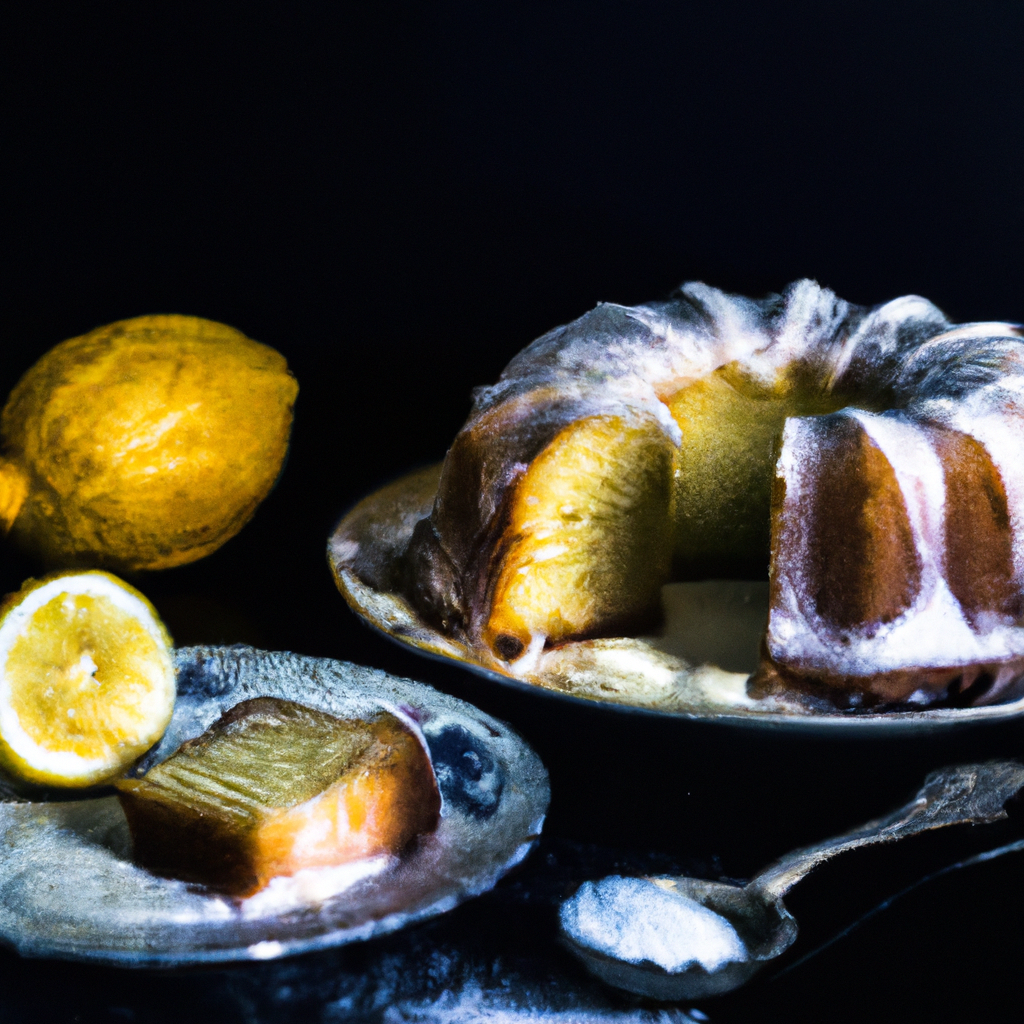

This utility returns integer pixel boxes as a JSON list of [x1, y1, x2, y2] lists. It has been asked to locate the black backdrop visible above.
[[2, 4, 1023, 1022]]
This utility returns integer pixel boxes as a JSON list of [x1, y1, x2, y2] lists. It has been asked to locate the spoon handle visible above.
[[751, 760, 1024, 901]]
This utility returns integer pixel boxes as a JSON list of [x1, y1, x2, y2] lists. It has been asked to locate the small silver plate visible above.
[[0, 645, 549, 966]]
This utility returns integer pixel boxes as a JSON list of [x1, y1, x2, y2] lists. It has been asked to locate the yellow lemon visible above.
[[0, 314, 298, 571], [0, 571, 175, 787]]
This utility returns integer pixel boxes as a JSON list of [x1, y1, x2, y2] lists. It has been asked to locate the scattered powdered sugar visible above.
[[241, 855, 393, 919], [381, 980, 701, 1022], [560, 876, 748, 974]]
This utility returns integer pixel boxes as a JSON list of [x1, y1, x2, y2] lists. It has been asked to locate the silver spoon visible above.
[[560, 760, 1024, 1001]]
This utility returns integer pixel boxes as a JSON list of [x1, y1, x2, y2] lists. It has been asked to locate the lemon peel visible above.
[[0, 571, 175, 787], [0, 314, 298, 571]]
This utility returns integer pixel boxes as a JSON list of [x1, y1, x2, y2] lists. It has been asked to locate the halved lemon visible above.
[[0, 571, 175, 787]]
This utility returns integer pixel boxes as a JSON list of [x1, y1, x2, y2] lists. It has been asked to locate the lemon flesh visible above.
[[0, 314, 298, 571], [0, 572, 175, 787]]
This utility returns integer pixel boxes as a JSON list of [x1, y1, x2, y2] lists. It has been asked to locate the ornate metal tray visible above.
[[0, 645, 549, 966]]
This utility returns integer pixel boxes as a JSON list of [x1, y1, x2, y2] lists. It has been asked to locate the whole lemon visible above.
[[0, 315, 298, 572]]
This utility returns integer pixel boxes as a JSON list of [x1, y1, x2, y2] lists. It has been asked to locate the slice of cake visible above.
[[115, 697, 441, 896]]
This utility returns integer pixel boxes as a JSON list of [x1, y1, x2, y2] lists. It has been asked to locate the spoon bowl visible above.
[[564, 875, 795, 1000], [561, 760, 1024, 1001]]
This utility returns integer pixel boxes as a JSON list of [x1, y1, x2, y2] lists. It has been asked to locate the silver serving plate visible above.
[[329, 466, 1024, 735], [0, 645, 549, 966]]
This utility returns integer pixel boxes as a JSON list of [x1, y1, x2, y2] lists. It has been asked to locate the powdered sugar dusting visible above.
[[560, 876, 748, 974], [769, 407, 1024, 679]]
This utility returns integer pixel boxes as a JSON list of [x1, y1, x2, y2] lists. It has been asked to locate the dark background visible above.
[[1, 3, 1023, 1021]]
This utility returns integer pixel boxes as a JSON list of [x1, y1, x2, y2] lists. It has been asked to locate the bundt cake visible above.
[[401, 280, 1024, 708]]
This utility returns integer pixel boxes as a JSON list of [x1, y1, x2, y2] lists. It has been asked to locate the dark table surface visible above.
[[2, 5, 1023, 1021], [1, 429, 1023, 1024]]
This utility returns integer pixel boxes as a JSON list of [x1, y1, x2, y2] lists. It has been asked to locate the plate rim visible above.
[[328, 466, 1024, 736]]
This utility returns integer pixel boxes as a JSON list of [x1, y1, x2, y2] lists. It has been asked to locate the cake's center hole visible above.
[[667, 366, 851, 579]]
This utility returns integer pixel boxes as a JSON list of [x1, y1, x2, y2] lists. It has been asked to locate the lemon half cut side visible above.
[[0, 571, 175, 787]]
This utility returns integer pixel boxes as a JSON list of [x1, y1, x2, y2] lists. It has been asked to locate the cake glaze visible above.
[[403, 280, 1024, 708]]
